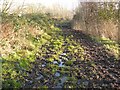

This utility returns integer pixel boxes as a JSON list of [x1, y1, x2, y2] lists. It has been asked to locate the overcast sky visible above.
[[0, 0, 79, 11], [0, 0, 119, 12]]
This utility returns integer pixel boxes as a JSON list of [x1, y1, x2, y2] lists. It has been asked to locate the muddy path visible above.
[[22, 28, 120, 89]]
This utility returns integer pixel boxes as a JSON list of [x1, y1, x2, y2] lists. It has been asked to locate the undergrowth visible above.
[[92, 36, 119, 59], [1, 12, 85, 88], [1, 12, 119, 89], [1, 13, 60, 88]]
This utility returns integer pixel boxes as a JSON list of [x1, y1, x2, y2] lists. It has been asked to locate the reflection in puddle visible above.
[[53, 61, 58, 64], [59, 52, 68, 61], [42, 64, 46, 67], [59, 59, 65, 67], [60, 76, 67, 85], [55, 72, 60, 77], [77, 79, 89, 86], [35, 74, 43, 80], [59, 56, 68, 61], [55, 76, 67, 88], [61, 53, 67, 56], [53, 59, 65, 67]]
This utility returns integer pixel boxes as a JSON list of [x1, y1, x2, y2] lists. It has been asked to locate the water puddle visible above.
[[35, 74, 43, 80], [24, 79, 33, 87], [53, 61, 58, 64], [55, 72, 60, 77], [59, 59, 65, 67], [77, 79, 89, 86], [59, 76, 67, 85], [41, 62, 47, 67], [53, 59, 65, 67], [42, 64, 46, 67], [55, 76, 68, 88], [59, 52, 68, 61], [61, 53, 67, 56]]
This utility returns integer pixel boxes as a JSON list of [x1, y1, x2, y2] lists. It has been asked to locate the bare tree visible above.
[[2, 0, 13, 13]]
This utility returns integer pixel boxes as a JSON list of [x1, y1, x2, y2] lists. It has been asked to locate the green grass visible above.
[[92, 36, 119, 59], [1, 13, 60, 88], [1, 12, 77, 88], [2, 12, 112, 89]]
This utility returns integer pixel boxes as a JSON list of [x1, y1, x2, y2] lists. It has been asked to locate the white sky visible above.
[[0, 0, 119, 12], [0, 0, 79, 11]]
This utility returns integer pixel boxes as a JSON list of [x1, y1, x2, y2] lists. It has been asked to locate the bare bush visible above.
[[72, 1, 119, 41]]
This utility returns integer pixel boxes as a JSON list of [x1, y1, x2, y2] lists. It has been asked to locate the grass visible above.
[[92, 36, 119, 59], [1, 12, 80, 88], [1, 12, 60, 88], [1, 7, 119, 88]]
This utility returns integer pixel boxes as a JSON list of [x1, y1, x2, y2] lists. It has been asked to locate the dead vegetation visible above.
[[72, 2, 119, 42]]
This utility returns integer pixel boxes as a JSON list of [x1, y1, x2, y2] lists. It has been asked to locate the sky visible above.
[[0, 0, 79, 11], [0, 0, 119, 12]]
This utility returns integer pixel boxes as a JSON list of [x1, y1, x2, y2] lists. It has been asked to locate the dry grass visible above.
[[72, 2, 119, 42], [12, 4, 74, 20], [1, 3, 73, 57], [0, 22, 43, 57], [72, 17, 118, 41]]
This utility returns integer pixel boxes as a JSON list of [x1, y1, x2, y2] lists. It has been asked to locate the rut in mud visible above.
[[23, 28, 120, 89]]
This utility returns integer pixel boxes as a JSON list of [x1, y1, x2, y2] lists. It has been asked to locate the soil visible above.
[[23, 28, 120, 89]]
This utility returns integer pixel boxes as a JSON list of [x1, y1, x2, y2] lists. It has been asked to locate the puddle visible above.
[[41, 62, 47, 67], [59, 59, 65, 67], [55, 76, 67, 88], [55, 72, 60, 77], [61, 53, 67, 56], [35, 74, 43, 80], [59, 62, 64, 67], [42, 64, 46, 67], [60, 76, 67, 85], [53, 61, 58, 64], [25, 79, 33, 86], [77, 79, 89, 86], [83, 81, 89, 86], [54, 85, 62, 88], [53, 59, 65, 67], [59, 52, 68, 61], [59, 56, 68, 61]]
